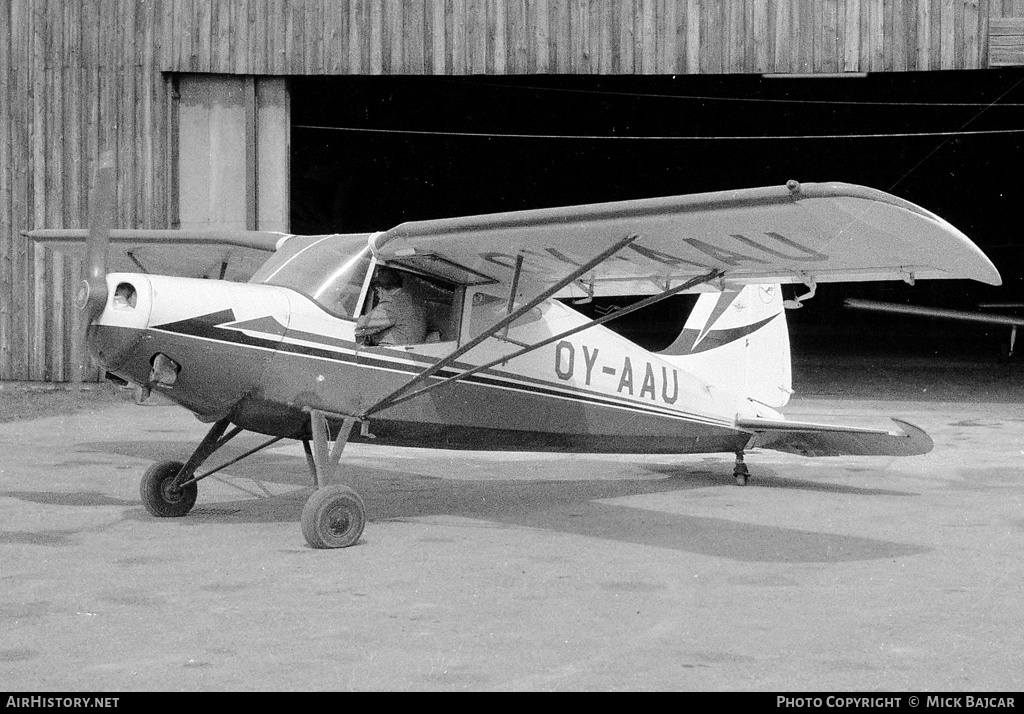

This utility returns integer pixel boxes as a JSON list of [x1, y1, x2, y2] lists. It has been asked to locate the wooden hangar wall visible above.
[[2, 0, 1024, 383]]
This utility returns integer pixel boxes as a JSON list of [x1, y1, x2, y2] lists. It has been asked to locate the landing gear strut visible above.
[[138, 412, 366, 548], [733, 451, 750, 486], [139, 417, 282, 517], [299, 410, 367, 549]]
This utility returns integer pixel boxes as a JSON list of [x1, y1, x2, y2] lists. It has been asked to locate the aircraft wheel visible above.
[[733, 462, 750, 487], [301, 484, 366, 549], [140, 460, 197, 517]]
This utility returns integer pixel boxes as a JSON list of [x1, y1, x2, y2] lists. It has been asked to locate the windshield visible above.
[[250, 234, 372, 319]]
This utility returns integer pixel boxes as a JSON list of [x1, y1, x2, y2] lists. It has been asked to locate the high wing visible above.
[[27, 229, 288, 281], [370, 181, 1001, 297], [736, 417, 933, 457]]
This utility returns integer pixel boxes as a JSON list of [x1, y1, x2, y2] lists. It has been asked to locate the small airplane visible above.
[[29, 155, 1001, 548], [846, 298, 1024, 359]]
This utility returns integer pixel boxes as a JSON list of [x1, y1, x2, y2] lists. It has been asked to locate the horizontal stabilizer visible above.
[[736, 416, 932, 457]]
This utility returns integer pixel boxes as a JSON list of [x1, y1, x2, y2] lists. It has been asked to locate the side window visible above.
[[466, 288, 544, 340]]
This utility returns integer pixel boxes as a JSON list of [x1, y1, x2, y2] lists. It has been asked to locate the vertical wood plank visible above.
[[285, 0, 304, 74], [140, 0, 155, 228], [685, 0, 700, 72], [940, 0, 954, 68], [593, 0, 611, 74], [977, 0, 989, 68], [490, 0, 506, 74], [348, 0, 363, 74], [662, 0, 673, 72], [389, 0, 404, 73], [903, 0, 917, 71], [230, 0, 248, 75], [535, 0, 551, 73], [576, 0, 591, 73], [916, 0, 930, 69], [12, 0, 30, 378], [0, 0, 10, 378], [773, 0, 791, 72], [121, 0, 137, 227], [796, 0, 813, 71], [548, 0, 565, 71], [248, 0, 267, 74], [307, 0, 325, 74], [636, 0, 653, 73], [819, 0, 838, 72], [752, 0, 769, 72], [954, 0, 967, 68], [467, 0, 486, 73], [607, 0, 621, 72], [373, 0, 390, 74], [323, 0, 341, 74], [405, 0, 426, 74], [869, 0, 884, 70], [29, 0, 46, 380], [196, 0, 212, 71], [430, 0, 445, 73], [844, 0, 861, 72], [893, 0, 906, 71], [702, 0, 721, 73]]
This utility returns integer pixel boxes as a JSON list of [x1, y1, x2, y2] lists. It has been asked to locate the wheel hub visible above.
[[326, 505, 351, 536], [160, 478, 185, 503]]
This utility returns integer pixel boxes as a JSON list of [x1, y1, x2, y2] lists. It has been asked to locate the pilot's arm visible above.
[[355, 304, 395, 344]]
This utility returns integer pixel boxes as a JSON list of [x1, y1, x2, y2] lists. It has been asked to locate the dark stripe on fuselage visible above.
[[150, 313, 731, 428]]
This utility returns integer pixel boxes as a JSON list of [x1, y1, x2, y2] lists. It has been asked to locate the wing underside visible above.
[[28, 229, 286, 282], [371, 181, 1001, 297], [736, 416, 933, 457]]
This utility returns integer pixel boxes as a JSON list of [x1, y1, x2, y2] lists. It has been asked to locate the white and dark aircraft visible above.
[[30, 156, 1001, 548]]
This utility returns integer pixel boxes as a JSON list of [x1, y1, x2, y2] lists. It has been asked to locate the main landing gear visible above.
[[137, 410, 367, 549], [298, 411, 366, 549]]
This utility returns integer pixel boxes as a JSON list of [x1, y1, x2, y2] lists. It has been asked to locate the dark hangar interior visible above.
[[290, 70, 1024, 356]]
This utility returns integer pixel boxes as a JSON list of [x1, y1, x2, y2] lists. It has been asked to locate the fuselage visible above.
[[91, 251, 759, 455]]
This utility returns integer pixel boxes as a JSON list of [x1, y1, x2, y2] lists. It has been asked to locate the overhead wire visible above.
[[428, 74, 1024, 108], [294, 124, 1024, 140]]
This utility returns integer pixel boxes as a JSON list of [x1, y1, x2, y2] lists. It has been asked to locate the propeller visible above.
[[73, 149, 115, 381]]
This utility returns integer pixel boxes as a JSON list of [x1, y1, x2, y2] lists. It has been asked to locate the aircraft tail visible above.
[[658, 284, 792, 409]]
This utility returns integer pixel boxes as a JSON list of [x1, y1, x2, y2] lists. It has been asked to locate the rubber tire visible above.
[[301, 484, 366, 549], [140, 460, 198, 517]]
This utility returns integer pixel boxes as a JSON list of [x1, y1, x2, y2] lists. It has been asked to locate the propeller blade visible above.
[[73, 150, 116, 381], [82, 150, 115, 321]]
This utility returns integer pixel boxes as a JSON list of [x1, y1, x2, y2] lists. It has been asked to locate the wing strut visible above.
[[362, 267, 724, 418], [361, 233, 639, 417]]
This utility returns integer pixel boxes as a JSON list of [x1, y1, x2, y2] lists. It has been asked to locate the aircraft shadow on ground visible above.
[[30, 438, 928, 563]]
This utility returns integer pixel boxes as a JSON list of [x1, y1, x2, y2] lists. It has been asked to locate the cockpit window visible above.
[[250, 234, 372, 319]]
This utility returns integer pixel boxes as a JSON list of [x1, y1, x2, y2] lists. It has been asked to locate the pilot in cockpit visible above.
[[355, 267, 427, 346]]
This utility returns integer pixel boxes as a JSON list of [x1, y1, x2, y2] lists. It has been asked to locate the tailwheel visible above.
[[140, 460, 197, 517], [733, 452, 750, 487], [301, 484, 366, 549]]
